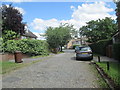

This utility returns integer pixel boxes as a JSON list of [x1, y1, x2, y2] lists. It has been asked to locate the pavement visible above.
[[93, 55, 118, 62], [2, 50, 106, 88]]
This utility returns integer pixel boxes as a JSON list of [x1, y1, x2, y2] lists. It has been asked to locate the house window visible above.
[[21, 36, 26, 39]]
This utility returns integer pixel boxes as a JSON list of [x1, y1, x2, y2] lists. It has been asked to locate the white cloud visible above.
[[31, 18, 60, 32], [71, 2, 115, 22], [30, 2, 116, 40], [70, 6, 76, 11], [15, 7, 25, 15]]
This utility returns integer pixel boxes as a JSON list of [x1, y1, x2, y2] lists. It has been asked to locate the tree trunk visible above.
[[60, 46, 62, 52], [52, 48, 58, 54]]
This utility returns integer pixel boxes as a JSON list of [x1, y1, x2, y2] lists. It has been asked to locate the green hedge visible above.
[[3, 39, 49, 56], [72, 44, 80, 49], [113, 43, 120, 60], [0, 38, 3, 53], [89, 39, 112, 56]]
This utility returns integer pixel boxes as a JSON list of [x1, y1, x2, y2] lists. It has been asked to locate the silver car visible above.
[[76, 46, 93, 60]]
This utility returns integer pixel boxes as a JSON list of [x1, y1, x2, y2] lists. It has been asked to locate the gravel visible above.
[[2, 50, 102, 88]]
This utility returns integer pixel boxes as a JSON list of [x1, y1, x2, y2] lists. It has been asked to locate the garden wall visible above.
[[0, 53, 30, 61]]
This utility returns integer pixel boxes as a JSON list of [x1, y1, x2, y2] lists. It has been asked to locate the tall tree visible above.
[[2, 4, 25, 35], [115, 1, 120, 42], [45, 27, 60, 49], [57, 24, 72, 51], [45, 24, 74, 52], [80, 17, 117, 43]]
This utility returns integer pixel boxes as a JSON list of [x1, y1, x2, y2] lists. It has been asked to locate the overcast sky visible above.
[[1, 0, 117, 40]]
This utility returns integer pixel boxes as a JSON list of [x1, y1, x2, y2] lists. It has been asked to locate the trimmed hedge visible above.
[[72, 44, 80, 49], [0, 38, 3, 53], [89, 39, 112, 56], [3, 39, 49, 56], [113, 43, 120, 60]]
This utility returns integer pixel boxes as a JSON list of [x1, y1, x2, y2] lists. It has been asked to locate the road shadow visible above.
[[71, 57, 76, 61], [71, 57, 92, 62]]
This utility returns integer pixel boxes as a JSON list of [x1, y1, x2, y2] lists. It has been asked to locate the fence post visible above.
[[107, 62, 110, 71], [98, 56, 100, 62]]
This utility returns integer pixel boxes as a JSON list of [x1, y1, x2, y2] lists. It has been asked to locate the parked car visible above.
[[75, 46, 80, 52], [75, 46, 93, 60]]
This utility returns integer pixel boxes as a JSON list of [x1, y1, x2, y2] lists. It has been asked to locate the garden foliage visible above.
[[89, 39, 112, 56], [113, 43, 120, 60], [72, 44, 80, 49], [3, 39, 49, 56]]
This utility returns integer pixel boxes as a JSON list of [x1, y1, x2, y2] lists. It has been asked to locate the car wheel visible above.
[[76, 57, 79, 60], [89, 57, 93, 60]]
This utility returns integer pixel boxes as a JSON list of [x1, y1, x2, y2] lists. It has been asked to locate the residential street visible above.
[[2, 50, 105, 88], [1, 2, 119, 89]]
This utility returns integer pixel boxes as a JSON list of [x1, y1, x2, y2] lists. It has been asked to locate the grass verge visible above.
[[0, 55, 52, 74], [0, 61, 27, 74], [96, 62, 120, 87], [90, 63, 108, 88]]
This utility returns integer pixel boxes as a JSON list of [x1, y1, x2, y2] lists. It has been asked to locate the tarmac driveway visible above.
[[2, 50, 104, 88]]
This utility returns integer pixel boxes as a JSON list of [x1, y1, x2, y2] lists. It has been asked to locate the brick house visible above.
[[20, 25, 37, 39], [21, 30, 37, 39]]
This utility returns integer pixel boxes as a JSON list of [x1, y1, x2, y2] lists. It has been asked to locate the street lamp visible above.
[[113, 0, 120, 42]]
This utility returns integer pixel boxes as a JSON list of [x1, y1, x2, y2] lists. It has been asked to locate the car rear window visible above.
[[79, 47, 91, 51]]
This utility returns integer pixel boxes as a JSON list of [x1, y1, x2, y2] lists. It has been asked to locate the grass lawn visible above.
[[91, 64, 108, 88], [96, 62, 120, 86], [0, 61, 27, 74], [0, 54, 52, 74]]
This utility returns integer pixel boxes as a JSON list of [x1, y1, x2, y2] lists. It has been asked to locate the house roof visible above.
[[23, 30, 37, 38]]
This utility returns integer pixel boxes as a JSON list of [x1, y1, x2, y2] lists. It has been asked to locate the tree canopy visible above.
[[2, 4, 25, 35], [79, 17, 117, 43], [45, 24, 75, 51], [115, 1, 120, 41]]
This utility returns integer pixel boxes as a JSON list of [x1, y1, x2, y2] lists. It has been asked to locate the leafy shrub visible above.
[[3, 40, 20, 53], [113, 43, 120, 61], [89, 39, 112, 55], [0, 38, 3, 53], [3, 39, 49, 56], [2, 30, 20, 41]]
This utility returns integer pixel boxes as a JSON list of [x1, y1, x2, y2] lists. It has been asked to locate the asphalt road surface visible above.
[[2, 50, 105, 88]]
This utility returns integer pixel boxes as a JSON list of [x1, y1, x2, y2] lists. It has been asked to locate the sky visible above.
[[1, 0, 117, 40]]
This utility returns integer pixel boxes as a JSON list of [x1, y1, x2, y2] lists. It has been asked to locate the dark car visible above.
[[76, 46, 93, 60]]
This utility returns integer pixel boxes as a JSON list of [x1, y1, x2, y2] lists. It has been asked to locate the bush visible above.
[[89, 39, 112, 56], [0, 38, 3, 53], [3, 39, 49, 56], [3, 40, 20, 53], [113, 43, 120, 60], [2, 30, 19, 41]]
